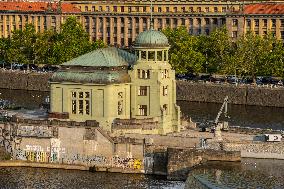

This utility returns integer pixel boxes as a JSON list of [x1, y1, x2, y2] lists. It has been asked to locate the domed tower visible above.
[[129, 29, 180, 134], [49, 47, 136, 131]]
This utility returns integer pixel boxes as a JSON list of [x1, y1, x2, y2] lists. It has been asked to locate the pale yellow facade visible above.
[[50, 82, 131, 130]]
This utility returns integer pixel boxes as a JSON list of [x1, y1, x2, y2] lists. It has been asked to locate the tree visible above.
[[234, 32, 274, 82], [268, 40, 284, 77], [7, 24, 37, 65], [54, 17, 93, 64], [163, 27, 205, 74]]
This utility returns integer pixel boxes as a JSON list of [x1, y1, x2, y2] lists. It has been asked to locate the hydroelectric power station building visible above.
[[49, 28, 181, 135]]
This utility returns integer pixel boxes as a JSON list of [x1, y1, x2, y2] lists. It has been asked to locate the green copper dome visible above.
[[134, 29, 169, 48]]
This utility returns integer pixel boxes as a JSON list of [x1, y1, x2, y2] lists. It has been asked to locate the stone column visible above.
[[139, 17, 143, 33], [89, 16, 93, 41], [95, 16, 99, 41], [259, 19, 264, 36], [185, 18, 190, 32], [177, 18, 182, 27], [132, 17, 136, 42], [103, 17, 107, 44], [117, 17, 121, 46], [124, 17, 128, 47], [276, 19, 281, 40], [3, 15, 7, 38], [200, 17, 205, 35], [162, 18, 166, 29], [147, 17, 151, 29], [110, 17, 114, 45]]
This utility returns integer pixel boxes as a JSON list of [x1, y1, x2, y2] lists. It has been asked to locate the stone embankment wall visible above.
[[177, 81, 284, 107], [207, 141, 284, 160], [0, 70, 52, 91], [167, 148, 240, 180]]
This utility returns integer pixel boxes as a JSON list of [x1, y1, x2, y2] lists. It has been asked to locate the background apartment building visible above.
[[0, 0, 284, 47]]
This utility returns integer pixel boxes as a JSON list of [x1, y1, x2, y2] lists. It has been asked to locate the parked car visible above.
[[41, 65, 59, 72]]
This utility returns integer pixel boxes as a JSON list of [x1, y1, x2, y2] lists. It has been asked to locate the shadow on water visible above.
[[0, 167, 185, 189], [185, 159, 284, 189], [178, 101, 284, 130], [0, 89, 48, 110]]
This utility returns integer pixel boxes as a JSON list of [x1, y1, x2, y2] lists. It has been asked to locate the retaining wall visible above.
[[207, 141, 284, 160], [177, 81, 284, 107], [0, 70, 52, 91]]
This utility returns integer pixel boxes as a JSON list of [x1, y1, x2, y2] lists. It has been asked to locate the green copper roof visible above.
[[62, 47, 136, 67], [51, 70, 130, 84], [134, 29, 169, 48]]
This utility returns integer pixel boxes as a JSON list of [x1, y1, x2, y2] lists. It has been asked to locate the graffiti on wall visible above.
[[0, 124, 15, 154]]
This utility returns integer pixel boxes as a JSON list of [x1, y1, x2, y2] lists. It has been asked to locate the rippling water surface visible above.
[[185, 159, 284, 189], [0, 167, 185, 189]]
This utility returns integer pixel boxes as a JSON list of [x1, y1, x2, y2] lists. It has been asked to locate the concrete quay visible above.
[[0, 160, 89, 170]]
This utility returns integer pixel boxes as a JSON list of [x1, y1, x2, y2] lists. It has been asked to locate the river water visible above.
[[0, 167, 184, 189], [0, 88, 284, 188]]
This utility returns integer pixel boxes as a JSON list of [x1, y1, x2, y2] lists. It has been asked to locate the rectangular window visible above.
[[71, 91, 90, 115], [138, 105, 147, 116], [163, 104, 168, 114], [281, 19, 284, 27], [205, 7, 209, 12], [166, 7, 169, 12], [72, 100, 76, 114], [79, 100, 83, 114], [255, 19, 259, 27], [118, 100, 123, 115], [214, 7, 218, 12], [246, 19, 251, 28], [138, 86, 147, 96], [232, 31, 238, 38], [272, 19, 276, 27], [85, 100, 90, 115], [163, 86, 168, 96], [263, 19, 267, 27], [232, 19, 238, 27]]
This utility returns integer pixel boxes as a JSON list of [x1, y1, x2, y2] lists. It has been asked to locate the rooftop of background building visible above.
[[0, 2, 80, 13], [244, 3, 284, 14]]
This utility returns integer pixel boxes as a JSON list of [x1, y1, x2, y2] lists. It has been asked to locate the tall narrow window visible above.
[[138, 86, 147, 96], [72, 100, 76, 114], [163, 86, 168, 96], [118, 92, 123, 115], [79, 100, 83, 114], [163, 104, 168, 114], [138, 105, 147, 116]]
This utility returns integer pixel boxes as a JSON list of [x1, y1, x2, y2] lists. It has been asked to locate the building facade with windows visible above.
[[0, 2, 80, 37], [227, 4, 284, 40], [1, 1, 284, 46], [49, 29, 180, 134]]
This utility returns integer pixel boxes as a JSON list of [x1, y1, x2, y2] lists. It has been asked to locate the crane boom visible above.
[[214, 96, 229, 125]]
